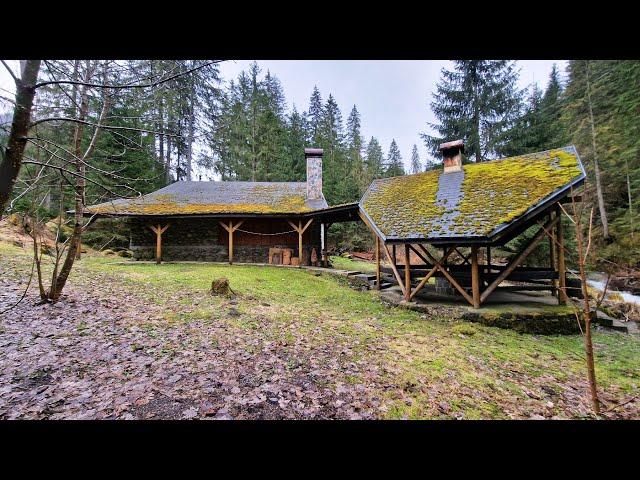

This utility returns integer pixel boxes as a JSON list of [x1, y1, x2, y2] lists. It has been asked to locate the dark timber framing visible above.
[[359, 199, 574, 308]]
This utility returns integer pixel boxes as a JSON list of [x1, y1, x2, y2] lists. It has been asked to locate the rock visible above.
[[227, 308, 241, 317]]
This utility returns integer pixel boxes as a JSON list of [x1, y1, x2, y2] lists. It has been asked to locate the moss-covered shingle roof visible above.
[[360, 146, 585, 242], [85, 181, 328, 216]]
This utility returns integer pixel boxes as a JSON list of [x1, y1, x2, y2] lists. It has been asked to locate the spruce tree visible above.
[[365, 137, 384, 184], [319, 94, 346, 204], [410, 144, 422, 174], [307, 86, 323, 147], [422, 60, 524, 162], [345, 105, 365, 198], [385, 139, 405, 177]]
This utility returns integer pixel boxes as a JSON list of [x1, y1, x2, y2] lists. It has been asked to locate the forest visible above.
[[0, 60, 639, 421], [2, 60, 638, 272]]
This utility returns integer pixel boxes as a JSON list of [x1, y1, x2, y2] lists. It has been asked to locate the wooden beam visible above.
[[419, 245, 474, 305], [549, 211, 557, 297], [148, 223, 170, 264], [404, 244, 411, 301], [471, 246, 480, 308], [480, 215, 559, 303], [407, 244, 431, 266], [556, 205, 568, 304], [219, 220, 242, 265], [375, 236, 381, 290], [455, 247, 471, 265], [409, 247, 454, 301], [382, 243, 406, 297]]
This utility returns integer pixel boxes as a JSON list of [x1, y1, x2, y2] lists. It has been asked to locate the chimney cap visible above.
[[304, 148, 324, 157], [439, 139, 464, 151]]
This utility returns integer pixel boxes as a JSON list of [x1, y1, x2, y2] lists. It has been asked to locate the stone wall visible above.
[[128, 217, 321, 264]]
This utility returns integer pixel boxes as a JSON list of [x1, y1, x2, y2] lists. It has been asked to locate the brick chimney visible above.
[[439, 139, 464, 173], [305, 148, 323, 200]]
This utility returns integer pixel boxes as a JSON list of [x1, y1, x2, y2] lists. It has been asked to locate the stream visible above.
[[587, 272, 640, 305]]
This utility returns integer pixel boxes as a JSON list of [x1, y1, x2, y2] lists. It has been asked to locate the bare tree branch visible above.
[[34, 60, 222, 90]]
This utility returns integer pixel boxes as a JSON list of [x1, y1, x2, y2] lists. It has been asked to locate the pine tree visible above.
[[283, 105, 307, 181], [563, 60, 611, 240], [319, 94, 346, 204], [539, 63, 564, 149], [410, 144, 422, 174], [364, 137, 384, 184], [422, 60, 524, 162], [385, 139, 405, 177], [307, 86, 323, 146], [345, 105, 365, 198]]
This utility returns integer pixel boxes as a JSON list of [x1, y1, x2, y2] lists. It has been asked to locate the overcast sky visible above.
[[0, 60, 566, 174], [219, 60, 567, 169]]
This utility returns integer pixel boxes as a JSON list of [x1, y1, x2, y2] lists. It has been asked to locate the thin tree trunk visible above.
[[165, 101, 173, 183], [186, 81, 195, 181], [0, 60, 42, 218], [585, 61, 610, 240], [625, 158, 634, 238], [48, 61, 109, 302], [472, 66, 481, 163], [574, 209, 600, 415]]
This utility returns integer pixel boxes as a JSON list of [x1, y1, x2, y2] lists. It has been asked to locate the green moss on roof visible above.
[[361, 147, 584, 240], [87, 193, 311, 215], [362, 169, 444, 237], [454, 148, 582, 236]]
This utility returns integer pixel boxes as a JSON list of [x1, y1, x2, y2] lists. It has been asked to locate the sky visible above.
[[218, 60, 567, 169], [0, 60, 566, 174]]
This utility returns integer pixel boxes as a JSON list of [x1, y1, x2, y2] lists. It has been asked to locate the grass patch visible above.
[[2, 240, 639, 419]]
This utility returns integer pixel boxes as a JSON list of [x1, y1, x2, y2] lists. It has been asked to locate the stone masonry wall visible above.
[[128, 217, 321, 264]]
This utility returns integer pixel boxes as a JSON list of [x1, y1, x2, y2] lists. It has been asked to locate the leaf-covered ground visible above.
[[1, 242, 638, 419]]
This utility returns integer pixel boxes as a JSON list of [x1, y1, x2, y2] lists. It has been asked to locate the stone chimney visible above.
[[305, 148, 323, 200], [439, 139, 464, 173]]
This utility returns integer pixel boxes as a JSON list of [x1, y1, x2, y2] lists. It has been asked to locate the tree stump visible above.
[[210, 277, 233, 297]]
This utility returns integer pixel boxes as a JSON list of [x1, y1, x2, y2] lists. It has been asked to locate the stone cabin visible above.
[[85, 148, 359, 265]]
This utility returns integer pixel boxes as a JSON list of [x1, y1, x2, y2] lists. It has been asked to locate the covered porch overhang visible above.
[[358, 199, 580, 309], [81, 202, 362, 266]]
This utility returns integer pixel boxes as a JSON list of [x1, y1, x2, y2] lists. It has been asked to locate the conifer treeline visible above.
[[423, 60, 640, 266], [207, 62, 405, 206]]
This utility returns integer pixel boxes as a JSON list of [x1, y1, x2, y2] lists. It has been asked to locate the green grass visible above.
[[2, 241, 639, 419], [329, 255, 377, 273]]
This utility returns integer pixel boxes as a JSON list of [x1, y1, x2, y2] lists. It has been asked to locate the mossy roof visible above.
[[85, 181, 329, 216], [360, 146, 585, 242]]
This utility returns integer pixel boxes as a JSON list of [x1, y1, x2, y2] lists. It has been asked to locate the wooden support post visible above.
[[409, 247, 455, 301], [486, 246, 492, 274], [480, 215, 559, 303], [382, 243, 407, 297], [148, 223, 170, 264], [375, 236, 381, 290], [471, 245, 480, 308], [557, 205, 567, 304], [419, 245, 474, 305], [549, 211, 557, 297], [219, 220, 244, 265], [288, 219, 313, 267], [392, 244, 397, 268], [404, 243, 411, 301]]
